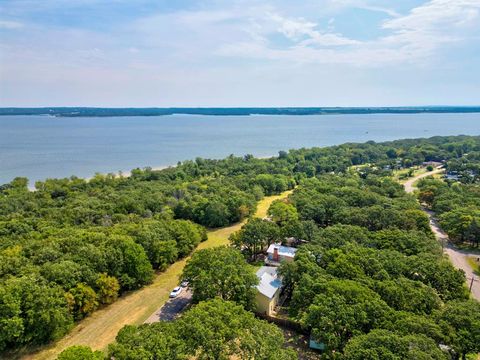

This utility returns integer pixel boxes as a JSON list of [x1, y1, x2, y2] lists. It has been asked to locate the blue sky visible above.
[[0, 0, 479, 107]]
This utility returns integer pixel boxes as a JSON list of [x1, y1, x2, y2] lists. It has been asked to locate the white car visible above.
[[169, 286, 182, 298]]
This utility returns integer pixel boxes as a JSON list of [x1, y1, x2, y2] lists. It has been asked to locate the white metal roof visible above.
[[266, 243, 298, 258], [256, 266, 282, 299]]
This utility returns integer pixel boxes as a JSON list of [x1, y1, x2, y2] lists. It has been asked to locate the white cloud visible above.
[[321, 0, 400, 17], [216, 0, 480, 66], [383, 0, 480, 31], [0, 20, 23, 29], [269, 13, 359, 46], [375, 0, 480, 62], [1, 0, 479, 106]]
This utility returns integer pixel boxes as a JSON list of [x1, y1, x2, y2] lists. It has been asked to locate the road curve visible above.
[[403, 169, 480, 301], [403, 168, 444, 194]]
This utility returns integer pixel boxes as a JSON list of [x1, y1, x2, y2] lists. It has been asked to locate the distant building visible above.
[[445, 171, 460, 181], [265, 243, 298, 266], [255, 266, 282, 316]]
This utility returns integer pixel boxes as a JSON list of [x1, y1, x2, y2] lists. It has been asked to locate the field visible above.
[[20, 190, 293, 360]]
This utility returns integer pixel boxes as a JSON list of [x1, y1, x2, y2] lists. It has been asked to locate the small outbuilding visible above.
[[255, 266, 282, 316]]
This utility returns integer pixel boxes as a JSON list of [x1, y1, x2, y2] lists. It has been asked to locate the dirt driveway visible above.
[[144, 288, 192, 323]]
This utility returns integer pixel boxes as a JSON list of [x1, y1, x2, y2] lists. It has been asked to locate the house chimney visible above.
[[273, 247, 280, 262]]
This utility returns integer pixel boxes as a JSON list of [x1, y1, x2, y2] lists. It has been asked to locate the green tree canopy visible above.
[[230, 218, 280, 260], [57, 345, 104, 360], [267, 200, 299, 224], [182, 247, 258, 309], [343, 329, 448, 360], [439, 300, 480, 359], [108, 299, 296, 360]]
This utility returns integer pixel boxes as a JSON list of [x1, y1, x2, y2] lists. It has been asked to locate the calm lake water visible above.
[[1, 113, 479, 186]]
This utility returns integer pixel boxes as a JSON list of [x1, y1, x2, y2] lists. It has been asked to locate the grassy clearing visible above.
[[255, 190, 294, 219], [21, 190, 293, 360], [467, 256, 480, 276], [394, 166, 428, 184]]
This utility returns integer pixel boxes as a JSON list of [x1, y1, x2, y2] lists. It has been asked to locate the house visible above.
[[265, 243, 297, 266], [445, 171, 460, 181], [255, 266, 282, 316]]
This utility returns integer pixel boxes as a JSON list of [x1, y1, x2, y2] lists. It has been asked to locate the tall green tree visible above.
[[95, 274, 120, 305], [182, 247, 258, 310], [267, 200, 299, 224], [65, 283, 98, 320], [439, 300, 480, 360], [57, 345, 104, 360], [303, 279, 392, 352], [109, 299, 296, 360], [176, 299, 296, 360], [230, 218, 280, 260], [343, 329, 448, 360]]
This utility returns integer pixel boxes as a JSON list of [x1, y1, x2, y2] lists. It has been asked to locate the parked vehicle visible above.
[[169, 286, 182, 298], [180, 280, 189, 287]]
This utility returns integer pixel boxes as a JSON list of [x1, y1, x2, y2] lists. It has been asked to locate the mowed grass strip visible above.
[[467, 256, 480, 276], [22, 190, 293, 360]]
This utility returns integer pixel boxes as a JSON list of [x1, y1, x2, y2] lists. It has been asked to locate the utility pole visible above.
[[469, 275, 475, 293]]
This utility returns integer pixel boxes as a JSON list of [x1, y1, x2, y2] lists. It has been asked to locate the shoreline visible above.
[[26, 155, 275, 191], [26, 164, 172, 191]]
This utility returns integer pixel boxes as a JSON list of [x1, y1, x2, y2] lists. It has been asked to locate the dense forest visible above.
[[417, 147, 480, 248], [418, 178, 480, 248], [1, 135, 480, 357], [227, 172, 478, 359], [278, 176, 477, 359]]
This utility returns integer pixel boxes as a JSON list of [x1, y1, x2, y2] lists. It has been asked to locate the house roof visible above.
[[256, 266, 282, 299], [256, 266, 278, 278], [266, 243, 298, 258]]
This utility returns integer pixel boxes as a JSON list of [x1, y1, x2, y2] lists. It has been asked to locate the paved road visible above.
[[145, 288, 192, 323], [404, 169, 480, 301]]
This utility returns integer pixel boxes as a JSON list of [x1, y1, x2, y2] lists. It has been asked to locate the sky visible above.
[[0, 0, 479, 107]]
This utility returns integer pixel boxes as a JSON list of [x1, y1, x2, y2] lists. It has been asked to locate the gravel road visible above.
[[404, 169, 480, 301]]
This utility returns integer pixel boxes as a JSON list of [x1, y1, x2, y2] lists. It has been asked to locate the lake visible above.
[[1, 113, 479, 186]]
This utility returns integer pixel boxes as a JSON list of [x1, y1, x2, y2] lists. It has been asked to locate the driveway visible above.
[[403, 168, 444, 193], [144, 288, 192, 323]]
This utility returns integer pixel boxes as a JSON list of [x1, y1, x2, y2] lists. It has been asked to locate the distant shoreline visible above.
[[27, 155, 275, 191], [2, 106, 480, 117], [3, 112, 479, 187]]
